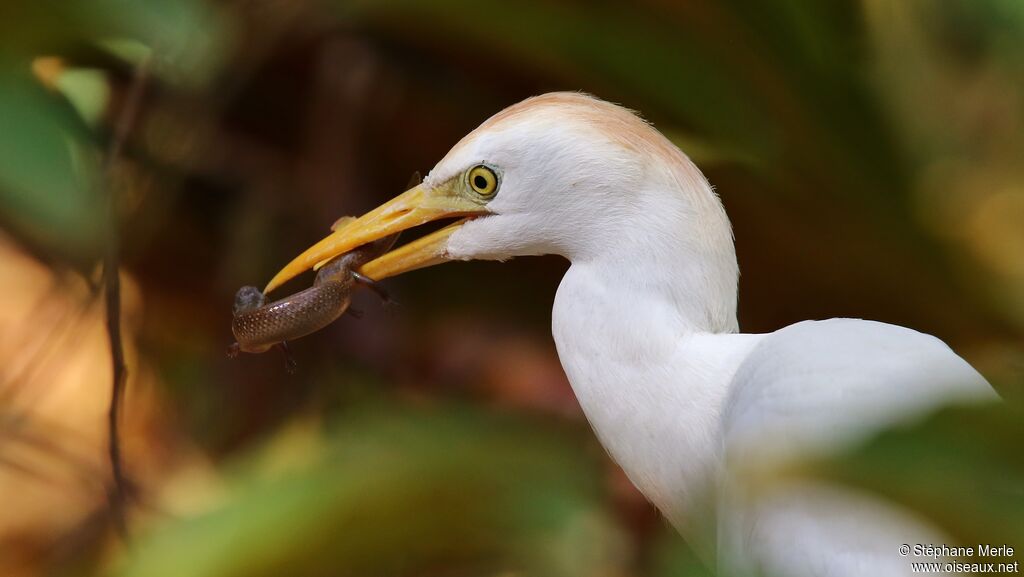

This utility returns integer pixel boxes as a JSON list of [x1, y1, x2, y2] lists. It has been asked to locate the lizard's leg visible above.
[[275, 342, 298, 374], [353, 272, 395, 306]]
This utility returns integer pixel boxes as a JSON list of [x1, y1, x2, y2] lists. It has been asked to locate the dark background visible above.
[[0, 1, 1021, 575]]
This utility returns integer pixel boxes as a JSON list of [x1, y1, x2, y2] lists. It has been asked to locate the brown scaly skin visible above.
[[228, 233, 399, 361]]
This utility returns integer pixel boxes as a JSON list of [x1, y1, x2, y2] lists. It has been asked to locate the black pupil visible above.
[[473, 174, 489, 190]]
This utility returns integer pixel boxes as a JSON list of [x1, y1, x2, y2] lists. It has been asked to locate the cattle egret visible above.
[[266, 93, 998, 576]]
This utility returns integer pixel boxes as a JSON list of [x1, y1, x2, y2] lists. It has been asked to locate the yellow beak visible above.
[[264, 181, 488, 293]]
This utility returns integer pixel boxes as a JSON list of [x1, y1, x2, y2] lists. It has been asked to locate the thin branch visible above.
[[104, 55, 151, 542]]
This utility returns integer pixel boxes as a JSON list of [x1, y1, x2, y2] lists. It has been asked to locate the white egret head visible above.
[[426, 93, 660, 263], [265, 92, 737, 331]]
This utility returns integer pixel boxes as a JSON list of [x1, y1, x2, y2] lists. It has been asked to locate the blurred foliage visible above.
[[0, 0, 1022, 576], [115, 406, 624, 577], [803, 400, 1024, 550], [0, 0, 225, 264], [0, 65, 103, 261]]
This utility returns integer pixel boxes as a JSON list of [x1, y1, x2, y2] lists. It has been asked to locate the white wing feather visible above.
[[718, 319, 998, 577]]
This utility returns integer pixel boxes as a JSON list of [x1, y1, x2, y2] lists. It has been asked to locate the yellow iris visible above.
[[467, 165, 498, 197]]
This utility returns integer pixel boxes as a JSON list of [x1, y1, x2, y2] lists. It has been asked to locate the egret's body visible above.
[[269, 93, 998, 576]]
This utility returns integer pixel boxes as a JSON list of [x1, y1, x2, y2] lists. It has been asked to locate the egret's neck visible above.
[[552, 260, 759, 542], [550, 185, 749, 537], [571, 169, 740, 335]]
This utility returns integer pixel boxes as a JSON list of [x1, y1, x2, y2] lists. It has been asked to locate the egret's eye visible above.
[[467, 165, 498, 198]]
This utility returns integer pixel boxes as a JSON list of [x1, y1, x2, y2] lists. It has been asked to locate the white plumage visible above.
[[273, 92, 1000, 576]]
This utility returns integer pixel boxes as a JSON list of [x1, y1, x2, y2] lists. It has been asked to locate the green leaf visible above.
[[0, 65, 104, 260]]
